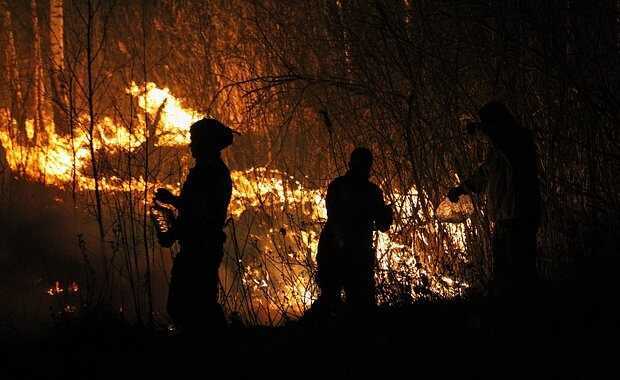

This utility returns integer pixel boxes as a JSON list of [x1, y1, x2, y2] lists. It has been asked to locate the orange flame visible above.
[[1, 82, 471, 320]]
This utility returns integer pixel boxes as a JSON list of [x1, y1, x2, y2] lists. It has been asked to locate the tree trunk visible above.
[[85, 0, 106, 282], [31, 0, 46, 145], [142, 0, 154, 328], [617, 0, 620, 50], [49, 0, 69, 135], [1, 1, 24, 135]]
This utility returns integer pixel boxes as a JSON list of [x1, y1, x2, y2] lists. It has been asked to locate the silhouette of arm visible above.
[[373, 186, 392, 232], [155, 188, 181, 208], [325, 179, 347, 244], [462, 157, 492, 195], [203, 172, 232, 228], [325, 179, 340, 221]]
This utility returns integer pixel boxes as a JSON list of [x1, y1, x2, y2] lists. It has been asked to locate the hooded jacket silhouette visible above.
[[449, 102, 541, 297]]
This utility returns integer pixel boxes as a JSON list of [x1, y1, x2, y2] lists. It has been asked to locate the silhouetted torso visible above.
[[464, 126, 541, 223], [176, 155, 232, 251], [315, 171, 391, 313], [324, 173, 386, 249]]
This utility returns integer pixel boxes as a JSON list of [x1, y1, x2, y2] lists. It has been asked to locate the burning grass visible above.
[[1, 83, 473, 325]]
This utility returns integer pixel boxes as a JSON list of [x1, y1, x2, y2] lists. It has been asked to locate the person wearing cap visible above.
[[314, 147, 393, 317], [155, 118, 234, 334], [447, 101, 541, 303]]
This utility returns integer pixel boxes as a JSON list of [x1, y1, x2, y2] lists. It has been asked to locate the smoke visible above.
[[0, 175, 96, 333]]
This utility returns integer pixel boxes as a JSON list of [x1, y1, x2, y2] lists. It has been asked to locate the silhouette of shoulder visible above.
[[326, 175, 384, 220], [328, 175, 381, 193], [327, 175, 348, 190], [185, 158, 231, 192]]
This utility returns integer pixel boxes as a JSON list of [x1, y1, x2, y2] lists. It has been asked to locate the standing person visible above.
[[314, 147, 393, 317], [448, 101, 541, 303], [154, 118, 234, 335]]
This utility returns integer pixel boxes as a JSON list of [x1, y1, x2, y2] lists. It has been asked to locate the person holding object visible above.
[[154, 118, 234, 335], [448, 101, 541, 302]]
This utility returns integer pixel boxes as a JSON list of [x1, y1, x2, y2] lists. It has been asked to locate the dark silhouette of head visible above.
[[466, 101, 519, 145], [189, 118, 234, 160], [348, 147, 373, 179], [478, 101, 517, 130]]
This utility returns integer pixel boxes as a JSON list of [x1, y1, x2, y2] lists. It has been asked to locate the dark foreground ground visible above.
[[2, 287, 618, 380]]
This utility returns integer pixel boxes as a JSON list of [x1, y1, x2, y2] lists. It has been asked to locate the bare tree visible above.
[[31, 0, 46, 143], [1, 0, 24, 135], [49, 0, 69, 135]]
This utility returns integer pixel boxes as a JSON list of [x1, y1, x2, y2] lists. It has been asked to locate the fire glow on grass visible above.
[[1, 82, 470, 322]]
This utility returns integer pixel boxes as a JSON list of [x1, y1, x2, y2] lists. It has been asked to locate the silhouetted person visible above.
[[314, 147, 393, 317], [448, 101, 541, 302], [155, 118, 234, 335]]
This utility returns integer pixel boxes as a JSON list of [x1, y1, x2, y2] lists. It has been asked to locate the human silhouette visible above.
[[314, 147, 393, 317], [155, 118, 234, 335], [448, 101, 541, 301]]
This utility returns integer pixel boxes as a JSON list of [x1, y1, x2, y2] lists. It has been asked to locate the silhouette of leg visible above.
[[492, 220, 539, 334], [316, 233, 344, 315], [167, 253, 190, 329], [167, 246, 225, 335], [316, 264, 342, 316], [490, 222, 513, 332], [344, 249, 376, 316], [203, 253, 226, 331], [509, 219, 539, 331]]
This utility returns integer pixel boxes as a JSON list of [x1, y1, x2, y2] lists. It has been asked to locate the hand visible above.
[[376, 204, 393, 232], [155, 188, 177, 205], [447, 186, 464, 203]]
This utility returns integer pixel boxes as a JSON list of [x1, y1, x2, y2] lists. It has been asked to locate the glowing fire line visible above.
[[0, 82, 470, 320]]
